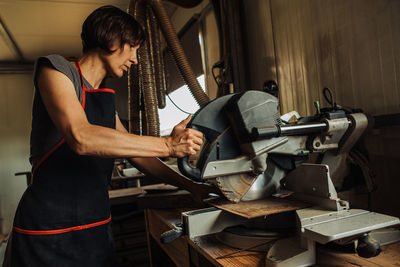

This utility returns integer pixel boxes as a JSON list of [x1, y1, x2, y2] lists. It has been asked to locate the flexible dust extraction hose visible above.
[[150, 0, 210, 107], [128, 1, 143, 135], [128, 0, 209, 136], [147, 5, 166, 109], [129, 0, 160, 136]]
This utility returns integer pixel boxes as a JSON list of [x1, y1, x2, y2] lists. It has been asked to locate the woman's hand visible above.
[[165, 115, 203, 158]]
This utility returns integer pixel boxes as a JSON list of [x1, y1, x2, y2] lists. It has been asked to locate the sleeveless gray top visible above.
[[30, 55, 94, 166]]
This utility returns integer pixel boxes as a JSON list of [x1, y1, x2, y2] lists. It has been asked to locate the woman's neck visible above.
[[77, 52, 107, 89]]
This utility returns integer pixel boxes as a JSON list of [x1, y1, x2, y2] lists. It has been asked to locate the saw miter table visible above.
[[160, 90, 399, 266]]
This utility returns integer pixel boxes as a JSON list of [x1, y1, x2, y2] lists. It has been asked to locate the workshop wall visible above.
[[268, 0, 400, 217], [243, 0, 400, 217], [170, 0, 220, 100], [242, 0, 277, 92], [0, 75, 32, 235], [244, 0, 400, 116], [199, 4, 220, 100], [365, 126, 400, 217], [271, 0, 400, 116]]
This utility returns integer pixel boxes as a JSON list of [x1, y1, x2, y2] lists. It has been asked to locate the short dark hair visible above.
[[81, 5, 146, 54]]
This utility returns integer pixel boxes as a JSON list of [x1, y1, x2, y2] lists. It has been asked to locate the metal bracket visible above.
[[182, 207, 249, 239], [265, 237, 316, 267], [202, 137, 288, 179], [297, 208, 400, 244], [312, 118, 349, 152], [281, 163, 349, 211]]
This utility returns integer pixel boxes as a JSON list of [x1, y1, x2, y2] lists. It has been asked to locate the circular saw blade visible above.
[[215, 172, 259, 203], [214, 159, 286, 203]]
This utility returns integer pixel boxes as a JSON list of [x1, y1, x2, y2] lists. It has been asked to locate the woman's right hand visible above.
[[164, 115, 203, 158]]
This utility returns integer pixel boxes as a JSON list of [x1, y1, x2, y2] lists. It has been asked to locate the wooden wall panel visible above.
[[242, 0, 277, 91], [365, 126, 400, 217], [202, 7, 220, 100], [271, 0, 400, 116]]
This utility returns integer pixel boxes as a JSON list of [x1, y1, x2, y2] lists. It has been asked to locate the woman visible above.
[[4, 5, 207, 266]]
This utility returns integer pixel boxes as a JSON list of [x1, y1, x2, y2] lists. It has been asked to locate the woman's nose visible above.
[[130, 57, 138, 65], [130, 51, 138, 65]]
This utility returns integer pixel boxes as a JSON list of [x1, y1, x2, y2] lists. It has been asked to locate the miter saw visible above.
[[163, 90, 399, 266], [179, 89, 369, 204]]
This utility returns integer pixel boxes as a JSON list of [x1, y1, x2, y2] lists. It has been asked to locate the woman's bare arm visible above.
[[37, 65, 203, 158], [115, 115, 219, 201]]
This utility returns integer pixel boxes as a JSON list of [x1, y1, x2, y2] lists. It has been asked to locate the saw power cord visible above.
[[215, 241, 273, 259], [322, 87, 363, 114], [166, 93, 194, 115], [323, 87, 337, 109]]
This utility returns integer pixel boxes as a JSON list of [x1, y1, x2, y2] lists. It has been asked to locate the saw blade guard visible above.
[[178, 91, 284, 202], [178, 91, 282, 181], [178, 94, 240, 181]]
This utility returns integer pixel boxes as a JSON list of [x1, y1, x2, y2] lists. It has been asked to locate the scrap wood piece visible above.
[[109, 187, 145, 199], [205, 197, 310, 219], [142, 183, 179, 193], [109, 184, 179, 199]]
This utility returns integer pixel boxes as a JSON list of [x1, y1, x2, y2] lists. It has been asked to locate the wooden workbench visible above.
[[145, 208, 400, 267]]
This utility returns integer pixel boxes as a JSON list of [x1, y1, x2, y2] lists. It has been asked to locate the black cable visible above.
[[323, 87, 335, 108], [322, 87, 358, 113], [166, 93, 194, 115], [212, 60, 225, 88], [212, 65, 220, 87]]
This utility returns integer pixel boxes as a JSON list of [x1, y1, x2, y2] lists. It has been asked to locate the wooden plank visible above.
[[365, 126, 400, 217], [243, 0, 277, 91], [379, 0, 400, 115], [316, 241, 400, 267], [291, 0, 308, 116], [145, 208, 400, 267], [144, 210, 153, 267], [271, 0, 294, 114], [109, 184, 179, 199], [206, 197, 310, 219], [331, 0, 356, 109], [188, 233, 400, 267], [302, 0, 321, 115], [137, 189, 203, 209], [390, 0, 400, 113], [109, 187, 145, 199], [189, 235, 264, 267], [203, 7, 220, 100], [314, 0, 336, 108], [270, 0, 400, 116]]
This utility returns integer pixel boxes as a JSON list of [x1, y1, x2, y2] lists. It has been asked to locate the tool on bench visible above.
[[160, 90, 399, 266]]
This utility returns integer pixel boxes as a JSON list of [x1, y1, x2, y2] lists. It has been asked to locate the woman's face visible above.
[[103, 42, 139, 78]]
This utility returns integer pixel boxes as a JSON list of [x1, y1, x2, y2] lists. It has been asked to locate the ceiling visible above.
[[0, 0, 177, 66]]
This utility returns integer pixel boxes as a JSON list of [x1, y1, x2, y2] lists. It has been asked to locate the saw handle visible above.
[[177, 121, 204, 181], [178, 156, 202, 182]]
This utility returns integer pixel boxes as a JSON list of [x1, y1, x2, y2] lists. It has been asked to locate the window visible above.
[[159, 74, 205, 136]]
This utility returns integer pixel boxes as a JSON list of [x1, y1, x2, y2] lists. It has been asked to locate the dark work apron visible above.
[[8, 62, 116, 267]]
